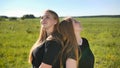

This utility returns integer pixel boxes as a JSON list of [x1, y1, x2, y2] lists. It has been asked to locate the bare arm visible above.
[[66, 58, 77, 68], [39, 63, 52, 68]]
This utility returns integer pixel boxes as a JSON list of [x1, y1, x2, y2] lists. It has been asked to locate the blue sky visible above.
[[0, 0, 120, 17]]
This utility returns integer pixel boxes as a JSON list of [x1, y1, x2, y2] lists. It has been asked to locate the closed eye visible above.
[[40, 16, 49, 19]]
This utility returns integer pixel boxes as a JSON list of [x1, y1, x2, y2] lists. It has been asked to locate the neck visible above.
[[46, 27, 54, 36], [75, 31, 82, 45]]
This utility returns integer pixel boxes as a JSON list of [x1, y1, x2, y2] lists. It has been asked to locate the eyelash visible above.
[[41, 16, 49, 19]]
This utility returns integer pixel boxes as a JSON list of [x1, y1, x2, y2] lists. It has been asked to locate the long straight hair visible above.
[[59, 18, 79, 67], [28, 9, 62, 63]]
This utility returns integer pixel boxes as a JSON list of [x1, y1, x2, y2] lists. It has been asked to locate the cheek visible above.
[[50, 19, 57, 25], [74, 24, 81, 30], [47, 20, 56, 28], [73, 23, 78, 28]]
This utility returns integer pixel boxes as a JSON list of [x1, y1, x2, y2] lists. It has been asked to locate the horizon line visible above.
[[0, 14, 120, 18]]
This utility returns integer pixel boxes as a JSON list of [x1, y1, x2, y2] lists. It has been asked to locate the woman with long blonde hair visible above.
[[59, 17, 79, 68], [59, 17, 94, 68], [29, 9, 63, 68]]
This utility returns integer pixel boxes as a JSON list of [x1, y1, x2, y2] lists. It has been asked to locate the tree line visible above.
[[0, 14, 120, 21], [0, 14, 36, 21]]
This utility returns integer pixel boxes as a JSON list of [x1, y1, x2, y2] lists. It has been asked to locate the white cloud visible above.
[[0, 9, 40, 17]]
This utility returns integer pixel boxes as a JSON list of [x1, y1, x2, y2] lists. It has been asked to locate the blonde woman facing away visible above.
[[59, 17, 95, 68]]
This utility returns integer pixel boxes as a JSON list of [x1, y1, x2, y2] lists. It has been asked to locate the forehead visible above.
[[41, 11, 52, 16]]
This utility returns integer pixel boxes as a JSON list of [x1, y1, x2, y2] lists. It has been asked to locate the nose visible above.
[[40, 18, 46, 23]]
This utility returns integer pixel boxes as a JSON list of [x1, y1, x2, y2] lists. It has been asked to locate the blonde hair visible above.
[[28, 9, 61, 63], [59, 17, 79, 67]]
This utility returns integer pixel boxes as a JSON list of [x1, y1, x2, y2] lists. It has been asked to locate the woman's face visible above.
[[40, 12, 57, 29], [72, 19, 81, 32]]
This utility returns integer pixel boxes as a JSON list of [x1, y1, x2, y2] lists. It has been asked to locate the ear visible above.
[[54, 23, 57, 24], [54, 21, 57, 24]]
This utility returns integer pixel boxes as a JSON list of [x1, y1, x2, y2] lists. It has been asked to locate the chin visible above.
[[41, 25, 46, 29]]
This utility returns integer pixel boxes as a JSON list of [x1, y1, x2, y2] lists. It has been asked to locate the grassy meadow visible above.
[[0, 17, 120, 68]]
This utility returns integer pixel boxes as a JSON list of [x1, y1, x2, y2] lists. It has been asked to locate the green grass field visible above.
[[0, 18, 120, 68]]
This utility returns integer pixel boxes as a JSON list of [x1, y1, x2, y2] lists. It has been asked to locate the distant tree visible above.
[[0, 16, 8, 21], [21, 14, 35, 20], [9, 17, 17, 21], [0, 16, 8, 18]]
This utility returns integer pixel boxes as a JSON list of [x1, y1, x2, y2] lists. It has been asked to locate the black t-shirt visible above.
[[78, 38, 95, 68], [62, 47, 77, 68], [32, 40, 62, 68]]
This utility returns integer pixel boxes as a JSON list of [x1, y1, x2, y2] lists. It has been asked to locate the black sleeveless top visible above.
[[78, 38, 95, 68], [32, 40, 62, 68]]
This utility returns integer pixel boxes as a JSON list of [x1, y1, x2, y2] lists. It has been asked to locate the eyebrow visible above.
[[43, 13, 51, 16], [43, 14, 50, 17]]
